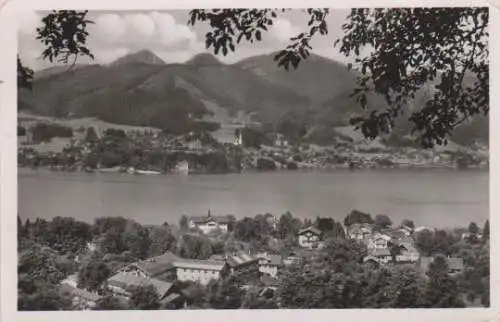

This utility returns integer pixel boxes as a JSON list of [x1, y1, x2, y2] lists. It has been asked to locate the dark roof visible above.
[[173, 259, 227, 271], [189, 215, 234, 224], [226, 252, 258, 268], [134, 251, 179, 276], [107, 272, 174, 298], [297, 226, 322, 236]]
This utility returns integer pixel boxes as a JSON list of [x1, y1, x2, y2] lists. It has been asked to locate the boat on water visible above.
[[136, 169, 161, 175]]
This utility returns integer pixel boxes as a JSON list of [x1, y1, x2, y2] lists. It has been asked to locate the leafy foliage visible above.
[[94, 295, 127, 310], [36, 11, 94, 65], [148, 225, 177, 257], [31, 123, 73, 143], [374, 214, 393, 229], [189, 8, 489, 148], [344, 209, 374, 227], [335, 8, 488, 148], [77, 257, 111, 291], [128, 284, 160, 310]]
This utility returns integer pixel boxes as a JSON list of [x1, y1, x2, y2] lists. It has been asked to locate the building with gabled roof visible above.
[[188, 210, 234, 234], [297, 226, 323, 249], [173, 258, 229, 285], [347, 223, 374, 242], [118, 251, 179, 281], [107, 272, 183, 306], [225, 252, 260, 280]]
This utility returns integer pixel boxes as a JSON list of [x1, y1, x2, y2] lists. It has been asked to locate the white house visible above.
[[188, 211, 233, 234], [297, 226, 323, 249], [173, 259, 228, 285]]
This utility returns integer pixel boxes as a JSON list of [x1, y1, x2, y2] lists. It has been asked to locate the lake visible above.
[[18, 168, 489, 229]]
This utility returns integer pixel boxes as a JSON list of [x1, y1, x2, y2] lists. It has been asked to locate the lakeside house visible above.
[[188, 211, 233, 234], [297, 226, 323, 249]]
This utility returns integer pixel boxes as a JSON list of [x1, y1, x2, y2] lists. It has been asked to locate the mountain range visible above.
[[19, 49, 488, 147]]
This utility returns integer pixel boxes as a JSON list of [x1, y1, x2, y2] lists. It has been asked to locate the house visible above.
[[224, 252, 260, 279], [107, 272, 184, 307], [118, 251, 179, 281], [59, 284, 101, 310], [297, 226, 323, 249], [364, 248, 392, 264], [274, 133, 288, 147], [398, 225, 414, 236], [173, 258, 228, 285], [395, 244, 420, 263], [256, 253, 283, 278], [188, 211, 233, 234], [347, 223, 373, 242], [367, 233, 392, 250]]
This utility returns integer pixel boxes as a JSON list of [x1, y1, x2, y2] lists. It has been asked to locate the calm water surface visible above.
[[18, 168, 489, 228]]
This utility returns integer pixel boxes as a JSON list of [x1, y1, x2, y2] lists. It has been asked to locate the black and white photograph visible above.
[[10, 4, 491, 313]]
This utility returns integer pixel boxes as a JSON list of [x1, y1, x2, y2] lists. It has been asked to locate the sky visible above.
[[18, 9, 353, 71]]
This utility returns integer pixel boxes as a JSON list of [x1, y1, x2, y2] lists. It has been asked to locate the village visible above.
[[17, 117, 489, 175], [34, 209, 486, 310]]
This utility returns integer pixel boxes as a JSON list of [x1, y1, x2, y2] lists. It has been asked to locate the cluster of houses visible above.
[[59, 211, 466, 310], [60, 248, 285, 310], [295, 221, 464, 274]]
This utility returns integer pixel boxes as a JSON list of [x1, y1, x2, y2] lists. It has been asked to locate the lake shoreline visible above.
[[17, 164, 489, 177]]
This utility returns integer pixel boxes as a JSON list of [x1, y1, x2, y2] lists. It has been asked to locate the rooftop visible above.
[[173, 259, 227, 271], [107, 272, 174, 297], [189, 214, 234, 225], [226, 252, 258, 267], [298, 226, 322, 236], [135, 251, 179, 276]]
